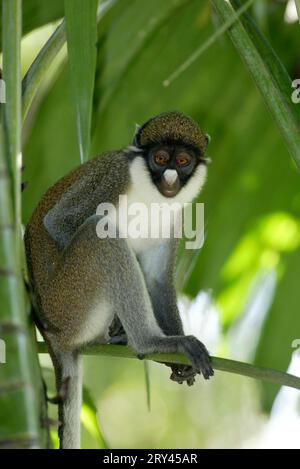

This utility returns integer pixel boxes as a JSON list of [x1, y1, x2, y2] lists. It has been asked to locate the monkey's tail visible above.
[[45, 336, 83, 450], [56, 351, 83, 449]]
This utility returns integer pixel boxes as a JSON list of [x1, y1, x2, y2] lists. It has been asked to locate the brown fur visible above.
[[137, 111, 208, 152], [25, 151, 130, 340]]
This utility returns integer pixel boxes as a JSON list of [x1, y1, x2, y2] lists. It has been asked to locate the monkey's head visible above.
[[132, 111, 210, 199]]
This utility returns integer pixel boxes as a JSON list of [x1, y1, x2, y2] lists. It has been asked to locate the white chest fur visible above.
[[116, 156, 207, 255]]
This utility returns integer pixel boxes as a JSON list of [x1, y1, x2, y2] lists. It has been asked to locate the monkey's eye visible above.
[[176, 153, 191, 167], [154, 151, 169, 166]]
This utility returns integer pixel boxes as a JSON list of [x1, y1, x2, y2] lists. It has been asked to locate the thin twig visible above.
[[163, 0, 255, 87], [37, 342, 300, 391]]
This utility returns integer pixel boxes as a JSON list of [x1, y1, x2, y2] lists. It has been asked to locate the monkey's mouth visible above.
[[157, 178, 181, 198]]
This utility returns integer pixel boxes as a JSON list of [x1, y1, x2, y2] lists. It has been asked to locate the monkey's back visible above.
[[24, 151, 130, 318]]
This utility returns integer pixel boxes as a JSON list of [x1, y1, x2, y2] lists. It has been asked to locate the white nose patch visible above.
[[163, 169, 178, 186]]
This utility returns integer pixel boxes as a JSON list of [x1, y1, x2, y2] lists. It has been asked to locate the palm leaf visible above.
[[211, 0, 300, 170], [64, 0, 98, 163], [0, 0, 47, 448]]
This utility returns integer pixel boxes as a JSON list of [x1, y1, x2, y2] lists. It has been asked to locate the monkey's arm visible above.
[[44, 177, 91, 249], [109, 241, 182, 344], [43, 154, 128, 249], [138, 240, 183, 335], [138, 241, 198, 385]]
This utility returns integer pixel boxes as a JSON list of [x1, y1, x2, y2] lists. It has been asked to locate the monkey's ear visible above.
[[205, 133, 211, 146], [132, 123, 141, 146]]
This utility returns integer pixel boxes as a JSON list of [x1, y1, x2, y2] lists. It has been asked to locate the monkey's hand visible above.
[[160, 336, 213, 385], [180, 336, 214, 380]]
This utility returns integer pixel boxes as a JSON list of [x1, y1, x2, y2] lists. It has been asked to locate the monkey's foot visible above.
[[161, 362, 196, 386], [47, 377, 70, 404], [108, 333, 128, 345], [170, 364, 197, 386]]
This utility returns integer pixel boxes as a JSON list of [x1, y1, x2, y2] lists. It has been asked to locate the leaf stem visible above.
[[37, 342, 300, 391], [22, 0, 118, 120], [295, 0, 300, 25], [22, 21, 66, 120], [2, 0, 22, 236], [212, 0, 300, 170]]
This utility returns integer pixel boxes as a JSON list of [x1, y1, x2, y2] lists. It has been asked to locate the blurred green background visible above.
[[19, 0, 300, 448]]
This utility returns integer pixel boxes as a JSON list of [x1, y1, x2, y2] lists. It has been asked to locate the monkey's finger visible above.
[[186, 377, 195, 386], [196, 352, 214, 380], [199, 358, 214, 380], [170, 372, 183, 384], [169, 364, 197, 386]]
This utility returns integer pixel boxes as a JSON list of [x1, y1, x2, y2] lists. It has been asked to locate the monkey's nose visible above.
[[163, 169, 178, 186]]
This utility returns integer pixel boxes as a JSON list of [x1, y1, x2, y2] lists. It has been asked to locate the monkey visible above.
[[24, 111, 213, 449]]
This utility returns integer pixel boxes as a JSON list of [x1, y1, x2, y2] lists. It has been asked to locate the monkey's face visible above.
[[145, 143, 205, 198], [132, 111, 210, 201]]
